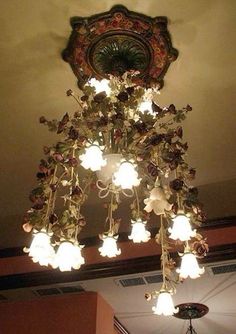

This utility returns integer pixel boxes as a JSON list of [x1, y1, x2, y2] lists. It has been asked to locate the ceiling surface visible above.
[[0, 1, 236, 333], [1, 0, 236, 246], [82, 266, 236, 334]]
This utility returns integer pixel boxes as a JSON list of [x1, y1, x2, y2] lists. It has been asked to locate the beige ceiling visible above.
[[0, 2, 236, 333], [1, 265, 236, 333], [82, 267, 236, 334], [0, 0, 236, 246]]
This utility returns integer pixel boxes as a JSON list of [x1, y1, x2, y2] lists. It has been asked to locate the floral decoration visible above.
[[23, 71, 208, 313]]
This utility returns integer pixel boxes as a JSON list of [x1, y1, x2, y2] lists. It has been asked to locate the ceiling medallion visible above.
[[174, 303, 209, 334], [62, 5, 178, 88], [174, 303, 209, 320]]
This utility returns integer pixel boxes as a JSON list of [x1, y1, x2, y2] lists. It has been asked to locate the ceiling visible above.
[[81, 266, 236, 334], [1, 264, 236, 334], [0, 0, 236, 333]]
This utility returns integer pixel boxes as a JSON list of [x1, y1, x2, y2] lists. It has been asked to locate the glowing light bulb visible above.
[[129, 219, 150, 243], [99, 235, 121, 258], [177, 252, 205, 279], [139, 100, 153, 114], [27, 231, 55, 266], [113, 160, 141, 189], [168, 214, 196, 241], [152, 290, 178, 316], [96, 153, 122, 185], [88, 78, 111, 95], [53, 242, 85, 272], [79, 143, 107, 171]]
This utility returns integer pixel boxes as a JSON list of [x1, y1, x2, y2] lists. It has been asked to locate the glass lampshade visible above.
[[53, 241, 85, 272], [96, 153, 122, 185], [128, 219, 150, 243], [28, 231, 55, 266], [177, 252, 205, 279], [98, 235, 121, 258], [79, 143, 107, 171], [168, 214, 196, 241], [152, 290, 178, 316], [88, 78, 111, 95], [113, 161, 140, 189]]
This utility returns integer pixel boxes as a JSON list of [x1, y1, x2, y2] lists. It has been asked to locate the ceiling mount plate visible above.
[[62, 5, 178, 88], [173, 303, 209, 320]]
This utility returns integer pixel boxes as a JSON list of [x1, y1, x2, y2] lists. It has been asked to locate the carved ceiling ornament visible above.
[[62, 5, 178, 88]]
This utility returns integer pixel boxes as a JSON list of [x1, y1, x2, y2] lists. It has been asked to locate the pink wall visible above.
[[0, 292, 114, 334]]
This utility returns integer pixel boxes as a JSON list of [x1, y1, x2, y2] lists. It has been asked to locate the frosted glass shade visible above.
[[99, 235, 121, 258], [28, 231, 55, 266], [113, 161, 141, 189], [88, 78, 111, 95], [177, 252, 205, 279], [168, 214, 196, 241], [79, 144, 106, 171], [152, 291, 178, 316], [128, 219, 150, 243], [96, 154, 122, 185], [53, 242, 85, 272]]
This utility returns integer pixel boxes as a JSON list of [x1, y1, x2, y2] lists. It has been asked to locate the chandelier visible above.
[[22, 5, 208, 316]]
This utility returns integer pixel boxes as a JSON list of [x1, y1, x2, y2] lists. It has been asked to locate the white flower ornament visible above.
[[144, 187, 172, 215]]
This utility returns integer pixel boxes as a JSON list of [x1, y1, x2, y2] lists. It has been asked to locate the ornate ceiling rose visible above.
[[173, 303, 209, 320], [62, 5, 178, 88]]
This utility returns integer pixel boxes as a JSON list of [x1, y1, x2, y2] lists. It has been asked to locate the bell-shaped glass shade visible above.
[[177, 252, 205, 279], [168, 214, 196, 241], [152, 291, 178, 316], [79, 143, 106, 171], [53, 242, 85, 272], [88, 78, 111, 95], [96, 153, 122, 185], [113, 161, 141, 189], [128, 219, 150, 243], [28, 231, 55, 266], [139, 101, 153, 114], [99, 235, 121, 258]]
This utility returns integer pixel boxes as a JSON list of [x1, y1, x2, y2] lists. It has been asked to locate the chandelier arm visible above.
[[68, 91, 84, 111], [175, 168, 182, 210], [69, 146, 76, 189], [134, 187, 140, 218], [44, 165, 58, 232], [129, 129, 155, 149], [96, 181, 110, 198], [122, 188, 134, 198], [51, 169, 68, 214], [108, 192, 115, 233], [99, 188, 110, 198], [81, 174, 93, 198], [160, 214, 167, 288]]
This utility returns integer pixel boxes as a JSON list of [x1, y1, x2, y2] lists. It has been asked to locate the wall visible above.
[[0, 292, 114, 334]]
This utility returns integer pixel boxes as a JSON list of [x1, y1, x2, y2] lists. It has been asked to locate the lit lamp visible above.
[[177, 246, 205, 279], [169, 213, 196, 241], [152, 289, 178, 316], [79, 142, 107, 171], [139, 100, 153, 114], [113, 160, 141, 189], [146, 215, 178, 316], [25, 230, 55, 266], [99, 234, 121, 258], [128, 219, 150, 243], [88, 78, 111, 95], [53, 241, 85, 272]]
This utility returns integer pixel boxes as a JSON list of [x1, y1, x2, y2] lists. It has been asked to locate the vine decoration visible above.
[[23, 71, 207, 283]]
